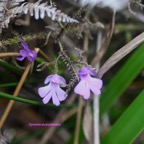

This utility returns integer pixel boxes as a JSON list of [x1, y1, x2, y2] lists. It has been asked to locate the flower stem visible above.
[[0, 48, 39, 129]]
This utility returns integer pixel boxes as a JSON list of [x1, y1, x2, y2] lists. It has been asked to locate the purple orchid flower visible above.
[[38, 74, 67, 106], [16, 41, 37, 62], [74, 66, 103, 99]]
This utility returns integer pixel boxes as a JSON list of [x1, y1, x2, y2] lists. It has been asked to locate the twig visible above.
[[0, 52, 20, 58], [39, 49, 50, 62]]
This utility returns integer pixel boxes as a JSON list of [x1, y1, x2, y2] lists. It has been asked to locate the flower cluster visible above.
[[16, 41, 37, 62], [16, 42, 103, 106], [38, 66, 103, 106]]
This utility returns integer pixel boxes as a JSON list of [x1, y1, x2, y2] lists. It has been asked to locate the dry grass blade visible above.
[[83, 103, 93, 144], [91, 11, 115, 67], [97, 32, 144, 78]]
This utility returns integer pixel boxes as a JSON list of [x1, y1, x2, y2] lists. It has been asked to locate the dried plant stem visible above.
[[93, 31, 103, 144], [0, 48, 39, 128], [39, 49, 50, 62], [97, 31, 144, 79], [91, 12, 115, 67], [93, 13, 115, 143], [74, 97, 84, 144], [60, 107, 78, 123], [0, 52, 20, 58], [83, 34, 89, 62]]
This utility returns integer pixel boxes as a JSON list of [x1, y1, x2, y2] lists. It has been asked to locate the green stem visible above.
[[0, 92, 77, 108]]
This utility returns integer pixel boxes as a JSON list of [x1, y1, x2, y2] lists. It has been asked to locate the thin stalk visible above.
[[74, 97, 84, 144], [93, 31, 102, 144], [0, 52, 20, 58], [0, 91, 77, 108], [39, 49, 50, 62]]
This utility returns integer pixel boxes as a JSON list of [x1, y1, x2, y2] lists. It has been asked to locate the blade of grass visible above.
[[0, 92, 77, 108], [100, 44, 144, 116], [0, 82, 18, 88], [12, 131, 44, 144], [0, 60, 22, 74], [101, 90, 144, 144]]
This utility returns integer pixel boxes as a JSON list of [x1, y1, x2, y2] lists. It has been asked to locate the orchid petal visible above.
[[27, 51, 37, 62], [58, 75, 66, 85], [90, 78, 103, 96], [19, 49, 27, 57], [90, 77, 103, 89], [16, 56, 25, 61], [42, 90, 53, 104], [21, 41, 29, 50], [74, 80, 85, 96], [83, 83, 90, 99], [38, 85, 51, 98], [52, 91, 60, 106], [87, 67, 96, 76], [16, 50, 27, 61], [56, 86, 67, 101], [92, 88, 101, 96], [44, 75, 53, 84]]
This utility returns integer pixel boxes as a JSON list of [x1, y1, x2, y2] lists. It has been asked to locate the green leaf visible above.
[[101, 90, 144, 144], [100, 44, 144, 116]]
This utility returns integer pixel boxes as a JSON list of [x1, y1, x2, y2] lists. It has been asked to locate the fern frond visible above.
[[22, 0, 79, 23], [0, 129, 15, 144], [0, 0, 24, 31], [0, 0, 78, 32]]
